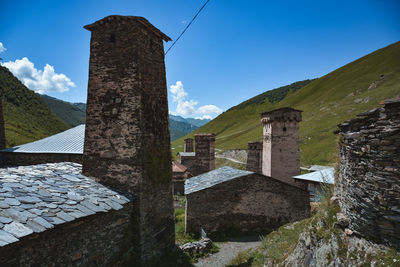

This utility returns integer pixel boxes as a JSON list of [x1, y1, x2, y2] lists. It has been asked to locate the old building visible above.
[[293, 167, 334, 201], [194, 133, 215, 175], [0, 15, 174, 265], [172, 160, 192, 195], [261, 108, 302, 186], [176, 151, 196, 173], [246, 141, 262, 173], [185, 166, 310, 237], [336, 98, 400, 249], [0, 124, 84, 166]]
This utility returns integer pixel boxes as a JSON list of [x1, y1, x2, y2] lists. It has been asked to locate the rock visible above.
[[345, 228, 353, 236], [336, 213, 350, 228], [330, 196, 340, 206], [179, 238, 212, 255]]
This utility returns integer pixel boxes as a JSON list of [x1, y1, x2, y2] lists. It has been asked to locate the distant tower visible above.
[[261, 108, 302, 185], [184, 138, 194, 152], [246, 141, 262, 173], [82, 15, 174, 262], [194, 133, 215, 175]]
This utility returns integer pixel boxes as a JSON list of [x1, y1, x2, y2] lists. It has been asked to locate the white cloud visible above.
[[0, 42, 6, 54], [197, 104, 223, 115], [195, 115, 213, 120], [2, 57, 75, 94], [169, 81, 223, 119]]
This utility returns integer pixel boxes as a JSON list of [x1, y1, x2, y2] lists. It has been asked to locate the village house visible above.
[[184, 108, 311, 237], [0, 15, 175, 265]]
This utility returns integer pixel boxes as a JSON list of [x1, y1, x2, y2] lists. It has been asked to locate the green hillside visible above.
[[0, 66, 70, 147], [41, 95, 86, 127], [172, 41, 400, 166]]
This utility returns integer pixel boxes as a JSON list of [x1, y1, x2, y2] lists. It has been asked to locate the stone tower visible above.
[[246, 141, 262, 173], [261, 108, 302, 185], [82, 15, 174, 262], [184, 138, 194, 152], [194, 133, 215, 175]]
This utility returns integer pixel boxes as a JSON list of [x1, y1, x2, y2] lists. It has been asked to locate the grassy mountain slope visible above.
[[0, 66, 70, 147], [41, 95, 86, 127], [172, 41, 400, 165]]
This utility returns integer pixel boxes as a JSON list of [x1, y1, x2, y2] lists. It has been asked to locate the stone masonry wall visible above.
[[0, 203, 133, 266], [186, 173, 310, 238], [246, 142, 262, 173], [82, 16, 174, 262], [261, 108, 302, 186], [0, 152, 82, 167], [194, 134, 215, 175], [336, 99, 400, 249], [184, 138, 194, 152]]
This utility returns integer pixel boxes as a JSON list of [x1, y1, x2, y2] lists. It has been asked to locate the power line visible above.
[[165, 0, 210, 55]]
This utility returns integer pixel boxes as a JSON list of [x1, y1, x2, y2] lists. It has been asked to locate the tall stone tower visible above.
[[194, 133, 215, 175], [82, 15, 174, 262], [261, 108, 302, 185], [246, 141, 262, 173], [184, 138, 194, 152]]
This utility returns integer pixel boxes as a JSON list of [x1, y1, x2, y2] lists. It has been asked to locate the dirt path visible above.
[[194, 236, 261, 267]]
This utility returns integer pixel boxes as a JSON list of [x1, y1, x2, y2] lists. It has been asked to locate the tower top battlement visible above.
[[261, 107, 302, 124]]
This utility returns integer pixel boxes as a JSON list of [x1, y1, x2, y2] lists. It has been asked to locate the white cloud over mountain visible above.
[[169, 81, 222, 119], [0, 42, 6, 54], [2, 57, 75, 94]]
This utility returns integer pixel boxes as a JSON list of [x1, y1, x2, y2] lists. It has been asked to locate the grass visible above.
[[1, 66, 70, 148], [215, 157, 246, 170], [172, 41, 400, 166]]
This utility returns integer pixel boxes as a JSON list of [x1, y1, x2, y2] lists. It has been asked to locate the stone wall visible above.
[[186, 173, 310, 238], [261, 108, 302, 186], [184, 138, 194, 152], [0, 152, 82, 167], [246, 142, 262, 173], [194, 134, 215, 175], [0, 203, 134, 266], [218, 149, 247, 163], [82, 15, 174, 262], [336, 99, 400, 249], [177, 154, 196, 174]]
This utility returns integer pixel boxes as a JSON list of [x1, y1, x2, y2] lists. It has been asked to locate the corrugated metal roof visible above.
[[185, 166, 253, 195], [1, 125, 85, 154], [0, 162, 131, 247], [293, 167, 335, 184], [178, 152, 195, 157]]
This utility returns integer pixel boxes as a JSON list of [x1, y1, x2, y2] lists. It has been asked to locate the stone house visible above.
[[336, 98, 400, 249], [0, 15, 175, 265], [184, 166, 310, 237], [172, 160, 192, 195], [293, 167, 335, 201], [176, 133, 215, 176]]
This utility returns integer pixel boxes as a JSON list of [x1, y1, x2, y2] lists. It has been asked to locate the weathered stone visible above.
[[261, 108, 302, 186], [3, 222, 33, 238]]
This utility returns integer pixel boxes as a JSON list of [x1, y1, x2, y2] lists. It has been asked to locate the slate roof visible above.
[[0, 162, 130, 247], [293, 167, 335, 184], [185, 166, 253, 195], [0, 125, 85, 154], [178, 152, 195, 157]]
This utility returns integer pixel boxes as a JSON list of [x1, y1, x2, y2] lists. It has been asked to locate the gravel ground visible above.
[[194, 236, 261, 267]]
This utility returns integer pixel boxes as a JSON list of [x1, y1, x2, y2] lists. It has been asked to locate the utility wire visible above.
[[165, 0, 210, 55]]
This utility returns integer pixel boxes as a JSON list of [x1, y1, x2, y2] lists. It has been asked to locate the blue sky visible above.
[[1, 0, 399, 119]]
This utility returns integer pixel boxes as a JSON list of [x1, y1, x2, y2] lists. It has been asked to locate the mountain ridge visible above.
[[172, 41, 400, 165]]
